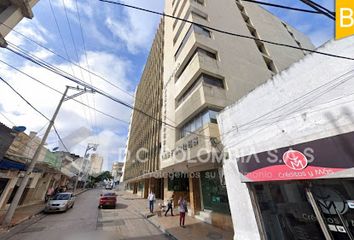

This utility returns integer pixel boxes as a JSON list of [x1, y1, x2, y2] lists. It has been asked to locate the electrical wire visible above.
[[0, 76, 70, 152], [5, 43, 212, 140], [74, 0, 99, 142], [0, 21, 176, 125], [0, 111, 16, 126], [96, 0, 354, 61], [220, 69, 354, 150], [61, 0, 94, 131], [0, 58, 130, 125]]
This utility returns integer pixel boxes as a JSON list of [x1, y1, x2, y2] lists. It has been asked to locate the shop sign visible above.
[[236, 131, 354, 182], [348, 200, 354, 209], [161, 137, 199, 160]]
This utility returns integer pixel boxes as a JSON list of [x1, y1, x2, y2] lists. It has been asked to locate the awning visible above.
[[0, 158, 26, 171]]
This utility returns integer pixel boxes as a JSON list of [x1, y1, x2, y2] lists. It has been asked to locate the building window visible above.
[[174, 25, 211, 60], [179, 108, 220, 139], [191, 9, 208, 20], [200, 170, 231, 214], [194, 25, 211, 37], [176, 73, 224, 107], [193, 0, 205, 6], [168, 172, 189, 191], [176, 47, 217, 79], [175, 25, 193, 59]]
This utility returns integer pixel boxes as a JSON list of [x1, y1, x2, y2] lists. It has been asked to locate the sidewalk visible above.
[[118, 191, 234, 240], [0, 188, 88, 230]]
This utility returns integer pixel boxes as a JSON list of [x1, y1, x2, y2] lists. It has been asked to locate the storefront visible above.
[[237, 131, 354, 240], [200, 169, 231, 214]]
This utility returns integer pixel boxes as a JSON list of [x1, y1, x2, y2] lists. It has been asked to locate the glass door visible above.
[[311, 180, 354, 240]]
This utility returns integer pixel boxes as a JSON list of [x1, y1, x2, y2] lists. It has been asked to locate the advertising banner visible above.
[[237, 131, 354, 182]]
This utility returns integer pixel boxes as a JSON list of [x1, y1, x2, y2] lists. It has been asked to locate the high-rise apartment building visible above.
[[161, 0, 313, 230], [89, 153, 103, 175], [124, 0, 314, 230], [123, 20, 165, 198], [0, 0, 39, 47]]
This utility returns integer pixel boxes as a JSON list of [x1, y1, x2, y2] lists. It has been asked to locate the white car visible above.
[[45, 192, 75, 213]]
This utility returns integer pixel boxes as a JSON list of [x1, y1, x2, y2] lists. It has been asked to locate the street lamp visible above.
[[73, 143, 98, 194]]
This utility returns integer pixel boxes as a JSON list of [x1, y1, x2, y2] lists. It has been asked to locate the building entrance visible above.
[[253, 180, 354, 240]]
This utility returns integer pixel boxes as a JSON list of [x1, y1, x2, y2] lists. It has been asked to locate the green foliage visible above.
[[88, 171, 113, 184]]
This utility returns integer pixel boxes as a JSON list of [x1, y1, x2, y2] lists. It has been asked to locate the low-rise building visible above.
[[218, 37, 354, 240]]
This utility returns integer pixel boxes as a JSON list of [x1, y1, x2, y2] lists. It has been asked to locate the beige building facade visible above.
[[0, 0, 39, 47], [123, 20, 165, 199], [160, 0, 314, 231], [122, 0, 314, 231], [89, 153, 103, 175]]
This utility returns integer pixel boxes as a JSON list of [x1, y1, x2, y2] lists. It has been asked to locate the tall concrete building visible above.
[[124, 0, 314, 230], [123, 20, 165, 198], [0, 0, 39, 47], [89, 153, 103, 175], [161, 0, 313, 230]]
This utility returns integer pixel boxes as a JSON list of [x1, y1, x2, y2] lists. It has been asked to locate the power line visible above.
[[61, 0, 94, 131], [0, 21, 176, 126], [48, 0, 76, 77], [96, 0, 354, 61], [0, 77, 50, 121], [0, 22, 136, 102], [220, 68, 354, 143], [0, 76, 70, 152], [300, 0, 335, 20], [0, 58, 130, 125], [5, 43, 211, 140], [74, 0, 99, 140], [241, 0, 321, 14], [0, 112, 16, 126]]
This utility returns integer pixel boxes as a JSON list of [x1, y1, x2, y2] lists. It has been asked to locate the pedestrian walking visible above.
[[148, 191, 156, 213], [45, 186, 54, 202], [165, 195, 174, 216], [178, 196, 188, 227]]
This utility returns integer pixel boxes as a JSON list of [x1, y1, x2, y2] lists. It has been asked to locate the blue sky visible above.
[[0, 0, 335, 170]]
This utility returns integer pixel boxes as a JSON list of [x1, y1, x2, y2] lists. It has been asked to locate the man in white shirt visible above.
[[148, 191, 156, 213]]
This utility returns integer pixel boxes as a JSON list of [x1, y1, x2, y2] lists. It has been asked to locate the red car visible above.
[[98, 192, 117, 209]]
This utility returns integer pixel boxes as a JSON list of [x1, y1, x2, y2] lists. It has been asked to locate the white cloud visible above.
[[0, 50, 133, 162], [105, 0, 164, 54]]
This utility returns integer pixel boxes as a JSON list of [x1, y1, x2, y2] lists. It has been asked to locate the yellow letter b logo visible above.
[[336, 0, 354, 39]]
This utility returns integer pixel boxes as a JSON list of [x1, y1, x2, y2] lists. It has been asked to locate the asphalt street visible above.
[[2, 189, 170, 240]]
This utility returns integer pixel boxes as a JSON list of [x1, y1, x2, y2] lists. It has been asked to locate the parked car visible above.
[[98, 192, 117, 209], [45, 192, 75, 213]]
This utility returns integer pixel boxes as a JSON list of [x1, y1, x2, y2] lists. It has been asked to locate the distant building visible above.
[[89, 154, 103, 175], [112, 162, 124, 183], [0, 0, 39, 47]]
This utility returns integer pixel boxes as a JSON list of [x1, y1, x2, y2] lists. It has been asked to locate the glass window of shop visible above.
[[252, 180, 354, 240], [200, 170, 231, 214], [168, 172, 189, 192]]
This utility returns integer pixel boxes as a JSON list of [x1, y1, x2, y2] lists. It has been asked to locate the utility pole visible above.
[[73, 143, 98, 194], [2, 86, 93, 227]]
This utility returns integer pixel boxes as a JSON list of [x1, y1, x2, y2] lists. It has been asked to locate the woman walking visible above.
[[178, 196, 187, 227]]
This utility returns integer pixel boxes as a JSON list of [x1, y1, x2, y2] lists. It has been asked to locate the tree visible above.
[[88, 171, 113, 184]]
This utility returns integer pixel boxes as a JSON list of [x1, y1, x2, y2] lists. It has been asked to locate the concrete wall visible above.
[[218, 37, 354, 240], [161, 0, 314, 170]]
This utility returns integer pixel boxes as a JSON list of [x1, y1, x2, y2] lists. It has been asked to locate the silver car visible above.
[[45, 192, 75, 213]]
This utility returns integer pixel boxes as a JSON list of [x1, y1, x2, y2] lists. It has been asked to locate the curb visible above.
[[136, 210, 178, 240]]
